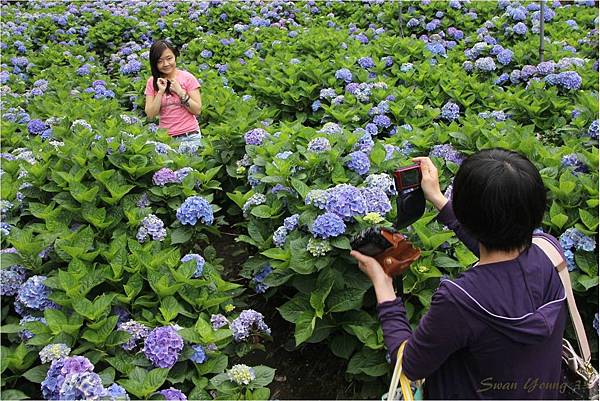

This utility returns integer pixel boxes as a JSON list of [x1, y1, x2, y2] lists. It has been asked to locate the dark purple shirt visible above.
[[377, 202, 567, 399]]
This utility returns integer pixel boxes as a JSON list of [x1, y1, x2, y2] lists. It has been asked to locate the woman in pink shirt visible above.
[[144, 39, 202, 148]]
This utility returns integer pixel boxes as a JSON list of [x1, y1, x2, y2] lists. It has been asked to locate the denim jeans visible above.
[[174, 132, 202, 154]]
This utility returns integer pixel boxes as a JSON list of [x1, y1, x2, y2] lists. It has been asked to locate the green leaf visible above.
[[347, 348, 388, 377], [142, 368, 169, 396], [329, 335, 358, 360], [260, 248, 290, 261], [310, 269, 335, 318], [250, 366, 276, 387], [1, 253, 23, 269], [579, 209, 598, 231], [326, 288, 365, 313], [370, 142, 386, 166], [277, 294, 311, 323], [330, 236, 351, 250], [551, 213, 568, 230], [290, 178, 310, 199], [171, 227, 192, 244], [294, 311, 315, 346], [22, 365, 49, 383], [250, 205, 272, 218], [1, 390, 30, 400]]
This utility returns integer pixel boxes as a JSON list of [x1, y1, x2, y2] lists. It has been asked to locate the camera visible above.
[[350, 163, 424, 276]]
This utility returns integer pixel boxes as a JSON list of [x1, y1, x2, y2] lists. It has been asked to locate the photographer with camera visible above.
[[351, 149, 567, 399]]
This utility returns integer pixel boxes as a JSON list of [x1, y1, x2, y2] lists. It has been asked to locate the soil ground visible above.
[[210, 228, 371, 399]]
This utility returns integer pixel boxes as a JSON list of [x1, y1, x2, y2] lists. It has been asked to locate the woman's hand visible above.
[[157, 78, 168, 94], [169, 79, 186, 98], [350, 250, 396, 303], [412, 157, 448, 211]]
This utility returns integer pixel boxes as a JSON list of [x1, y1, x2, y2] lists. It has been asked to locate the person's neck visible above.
[[478, 244, 524, 265], [163, 69, 177, 80]]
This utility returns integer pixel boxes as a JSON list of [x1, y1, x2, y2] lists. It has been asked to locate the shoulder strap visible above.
[[532, 236, 591, 362]]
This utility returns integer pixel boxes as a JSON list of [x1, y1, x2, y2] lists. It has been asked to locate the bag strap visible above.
[[387, 341, 414, 401], [532, 236, 591, 362]]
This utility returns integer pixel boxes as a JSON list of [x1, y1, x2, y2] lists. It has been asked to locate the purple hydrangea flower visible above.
[[211, 314, 229, 330], [326, 184, 367, 219], [17, 275, 54, 310], [346, 151, 371, 175], [495, 73, 509, 85], [496, 49, 513, 65], [59, 371, 105, 400], [136, 214, 167, 242], [306, 189, 329, 209], [1, 264, 26, 296], [361, 187, 392, 215], [561, 154, 588, 174], [42, 356, 95, 400], [244, 128, 268, 145], [143, 326, 184, 368], [176, 196, 214, 225], [311, 213, 346, 239], [513, 22, 528, 35], [181, 253, 205, 278], [118, 320, 150, 351], [357, 57, 375, 69], [158, 387, 187, 400], [318, 122, 343, 135], [430, 144, 464, 164], [587, 120, 599, 140], [373, 115, 392, 128], [335, 68, 353, 83], [153, 168, 179, 186], [557, 71, 582, 90], [284, 214, 300, 231], [307, 137, 331, 152], [230, 309, 271, 341], [441, 102, 460, 121], [537, 61, 556, 75], [475, 57, 497, 72]]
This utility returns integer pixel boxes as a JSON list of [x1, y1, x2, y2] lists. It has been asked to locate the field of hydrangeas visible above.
[[0, 0, 598, 399]]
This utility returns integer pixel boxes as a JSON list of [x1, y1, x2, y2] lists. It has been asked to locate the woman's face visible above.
[[156, 48, 176, 75]]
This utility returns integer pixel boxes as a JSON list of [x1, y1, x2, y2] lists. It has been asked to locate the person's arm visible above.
[[145, 93, 163, 119], [169, 77, 201, 116], [412, 157, 479, 256], [352, 251, 473, 380], [180, 88, 201, 116]]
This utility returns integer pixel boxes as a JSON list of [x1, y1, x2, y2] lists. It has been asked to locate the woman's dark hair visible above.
[[452, 148, 547, 252], [149, 39, 179, 95]]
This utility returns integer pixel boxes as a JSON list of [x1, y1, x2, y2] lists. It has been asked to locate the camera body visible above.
[[350, 163, 424, 276]]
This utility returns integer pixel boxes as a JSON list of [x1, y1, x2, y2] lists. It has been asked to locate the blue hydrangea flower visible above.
[[588, 120, 599, 140], [426, 42, 446, 56], [143, 326, 184, 368], [118, 320, 150, 351], [17, 275, 54, 310], [19, 316, 46, 340], [252, 265, 273, 294], [311, 213, 346, 239], [59, 371, 105, 400], [176, 196, 214, 225], [136, 214, 167, 242], [346, 151, 371, 175], [318, 122, 343, 135], [357, 57, 375, 69], [158, 387, 187, 400], [307, 137, 331, 152], [335, 68, 353, 83], [101, 384, 130, 401], [190, 345, 207, 364], [496, 49, 513, 65], [276, 151, 293, 160], [211, 314, 229, 330], [306, 189, 328, 209], [242, 193, 266, 217], [365, 173, 396, 195], [537, 61, 556, 75], [441, 102, 460, 121], [400, 63, 414, 72], [495, 73, 509, 85], [373, 115, 392, 128], [181, 253, 205, 278], [244, 128, 268, 145], [475, 57, 497, 72], [153, 168, 179, 186], [561, 154, 588, 174], [42, 356, 95, 400], [1, 264, 26, 296], [230, 309, 271, 342], [284, 214, 300, 231], [557, 71, 582, 90], [311, 100, 321, 111], [272, 226, 288, 247], [355, 133, 374, 153], [361, 187, 392, 215], [430, 144, 464, 164], [513, 22, 528, 35], [326, 184, 367, 219]]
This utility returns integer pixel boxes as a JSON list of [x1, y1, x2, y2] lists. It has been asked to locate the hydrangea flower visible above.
[[242, 193, 267, 217], [252, 265, 273, 294], [496, 49, 513, 65], [227, 364, 256, 386], [59, 371, 105, 400], [441, 102, 460, 121], [305, 189, 328, 209], [561, 154, 588, 174], [495, 73, 509, 85], [335, 68, 352, 82], [20, 316, 46, 340], [180, 254, 205, 278], [400, 63, 414, 72], [157, 387, 187, 401], [373, 115, 392, 128], [306, 238, 332, 256], [475, 57, 497, 72], [101, 384, 130, 401], [318, 122, 343, 135], [17, 275, 54, 310], [513, 22, 528, 35], [557, 71, 582, 90], [272, 226, 288, 247], [143, 326, 184, 368], [361, 187, 392, 215], [325, 184, 367, 219], [311, 213, 346, 239], [346, 151, 371, 175], [559, 228, 596, 253], [430, 144, 464, 164], [365, 173, 396, 195], [27, 119, 52, 138], [211, 314, 229, 330], [230, 309, 271, 342], [39, 344, 71, 364], [176, 196, 214, 225], [537, 61, 556, 75], [588, 120, 599, 140], [0, 264, 26, 296], [118, 320, 150, 351], [244, 128, 268, 145], [190, 345, 207, 364], [283, 214, 300, 231], [152, 168, 179, 186], [136, 214, 167, 242], [307, 137, 331, 152], [364, 212, 385, 224], [357, 57, 375, 69], [593, 313, 599, 335], [42, 356, 95, 400]]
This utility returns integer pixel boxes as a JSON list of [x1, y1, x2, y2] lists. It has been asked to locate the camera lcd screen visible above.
[[402, 169, 420, 187]]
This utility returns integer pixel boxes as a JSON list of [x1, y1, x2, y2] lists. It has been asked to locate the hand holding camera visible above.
[[350, 162, 428, 277]]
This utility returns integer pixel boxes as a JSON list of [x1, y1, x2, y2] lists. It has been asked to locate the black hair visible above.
[[149, 39, 179, 95], [452, 148, 547, 252]]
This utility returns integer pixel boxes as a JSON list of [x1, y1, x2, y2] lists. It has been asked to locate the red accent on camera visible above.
[[394, 163, 422, 191]]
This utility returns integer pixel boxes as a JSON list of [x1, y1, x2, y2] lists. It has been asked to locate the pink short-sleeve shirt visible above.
[[145, 70, 200, 136]]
